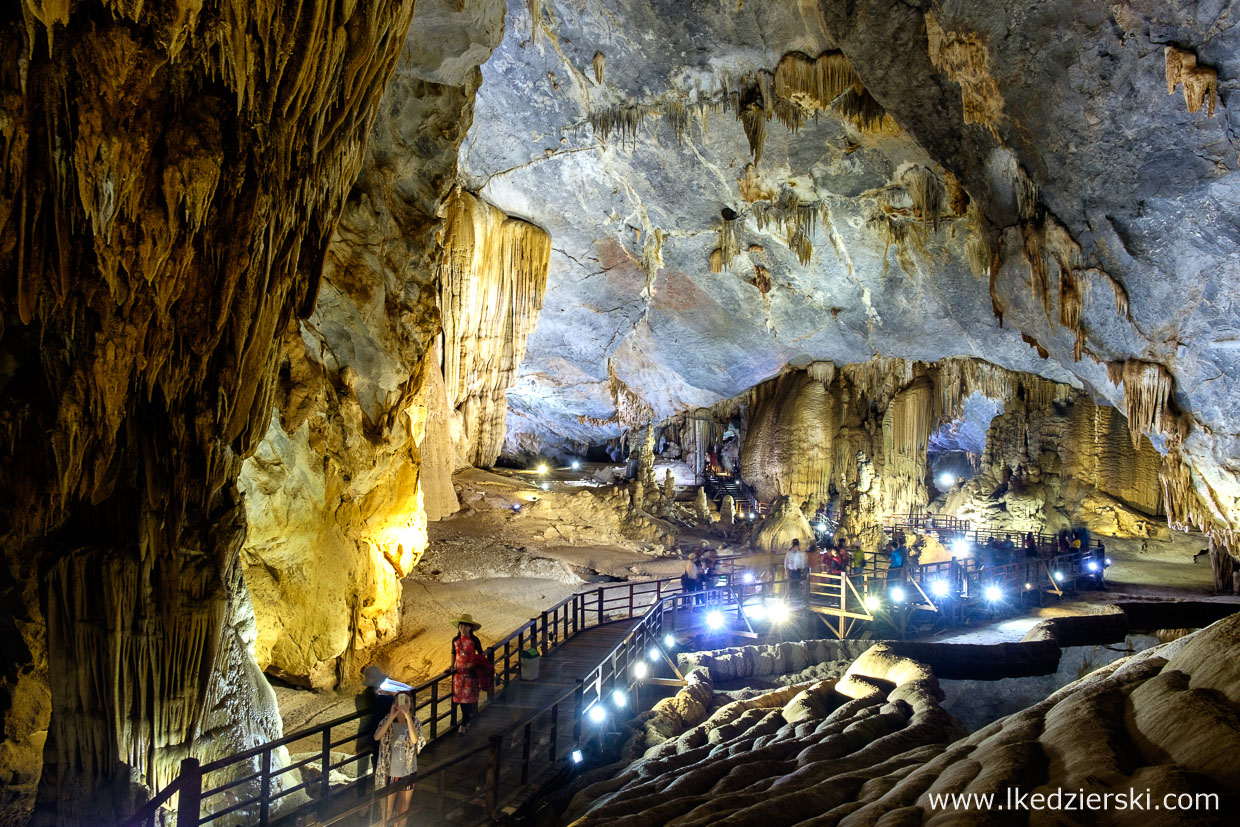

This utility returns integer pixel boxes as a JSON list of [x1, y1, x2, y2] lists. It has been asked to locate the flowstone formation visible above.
[[0, 0, 416, 821], [945, 392, 1167, 537], [566, 614, 1240, 825], [565, 644, 966, 824]]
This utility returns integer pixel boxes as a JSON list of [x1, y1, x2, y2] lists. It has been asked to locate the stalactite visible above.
[[1165, 46, 1217, 117], [963, 201, 993, 278], [832, 87, 897, 134], [773, 51, 861, 110], [924, 11, 1004, 133], [0, 0, 418, 816], [592, 51, 605, 84], [438, 189, 551, 466], [897, 165, 947, 229], [717, 210, 740, 270], [640, 228, 666, 282], [1110, 359, 1181, 449]]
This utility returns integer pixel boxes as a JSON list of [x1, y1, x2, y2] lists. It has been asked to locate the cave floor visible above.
[[274, 477, 1232, 737]]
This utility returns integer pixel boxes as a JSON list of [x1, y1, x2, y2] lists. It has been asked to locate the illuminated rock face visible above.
[[947, 392, 1167, 536], [737, 359, 1068, 543], [237, 0, 514, 690]]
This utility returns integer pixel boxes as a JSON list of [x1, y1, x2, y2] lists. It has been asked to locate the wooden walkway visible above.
[[408, 620, 635, 824]]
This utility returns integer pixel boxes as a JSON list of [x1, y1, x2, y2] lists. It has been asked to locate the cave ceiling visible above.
[[456, 0, 1240, 530]]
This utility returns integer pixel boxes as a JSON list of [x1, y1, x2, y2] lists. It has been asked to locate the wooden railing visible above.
[[124, 536, 1107, 825], [121, 569, 774, 827]]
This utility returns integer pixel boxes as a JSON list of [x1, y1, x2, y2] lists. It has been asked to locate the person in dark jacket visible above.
[[358, 664, 397, 776]]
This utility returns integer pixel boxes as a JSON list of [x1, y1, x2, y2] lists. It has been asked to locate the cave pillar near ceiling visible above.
[[0, 1, 416, 821]]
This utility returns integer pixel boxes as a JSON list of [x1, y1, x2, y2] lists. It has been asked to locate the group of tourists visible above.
[[680, 542, 720, 596], [359, 614, 493, 819]]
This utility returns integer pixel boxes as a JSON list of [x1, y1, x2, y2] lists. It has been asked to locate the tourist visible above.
[[681, 549, 703, 601], [784, 538, 809, 592], [375, 692, 426, 822], [886, 541, 906, 585], [451, 615, 487, 735], [358, 664, 397, 774], [1023, 532, 1038, 559], [700, 544, 719, 589]]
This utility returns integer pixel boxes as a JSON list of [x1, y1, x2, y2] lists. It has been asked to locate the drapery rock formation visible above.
[[0, 0, 417, 821], [735, 358, 1066, 543]]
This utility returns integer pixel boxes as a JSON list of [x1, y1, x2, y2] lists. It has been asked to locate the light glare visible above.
[[633, 662, 648, 679], [985, 586, 1002, 601], [930, 580, 949, 598], [588, 705, 606, 723], [706, 610, 724, 630]]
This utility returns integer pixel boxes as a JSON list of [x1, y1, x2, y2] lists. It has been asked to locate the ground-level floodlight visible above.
[[588, 705, 606, 724], [930, 580, 949, 598], [1087, 561, 1099, 572], [864, 595, 881, 611], [571, 460, 581, 470], [768, 600, 790, 624], [742, 572, 754, 584], [571, 749, 584, 764], [1053, 571, 1063, 581], [663, 634, 675, 648], [647, 647, 660, 662], [952, 539, 969, 555], [985, 586, 1002, 602], [938, 473, 955, 489], [706, 610, 724, 630], [744, 602, 767, 620], [537, 463, 548, 474], [633, 661, 648, 679], [612, 689, 627, 708], [889, 586, 906, 603]]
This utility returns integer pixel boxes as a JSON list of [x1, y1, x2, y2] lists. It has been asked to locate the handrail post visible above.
[[319, 726, 331, 818], [521, 721, 533, 785], [549, 702, 560, 762], [572, 679, 585, 742], [259, 748, 272, 825], [430, 679, 439, 740], [628, 583, 635, 618], [540, 611, 549, 651], [486, 735, 503, 817], [176, 757, 201, 827], [596, 587, 604, 625]]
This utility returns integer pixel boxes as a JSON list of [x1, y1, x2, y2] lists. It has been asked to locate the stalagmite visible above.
[[438, 188, 552, 466], [694, 487, 711, 522]]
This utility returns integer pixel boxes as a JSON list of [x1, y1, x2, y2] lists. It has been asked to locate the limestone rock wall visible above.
[[0, 0, 418, 820], [814, 0, 1240, 564], [949, 392, 1167, 536], [238, 0, 509, 690], [738, 357, 1067, 543]]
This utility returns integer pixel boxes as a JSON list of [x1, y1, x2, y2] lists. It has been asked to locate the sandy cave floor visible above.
[[274, 470, 1232, 733]]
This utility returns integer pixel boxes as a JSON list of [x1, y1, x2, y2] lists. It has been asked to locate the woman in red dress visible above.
[[451, 614, 486, 734]]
